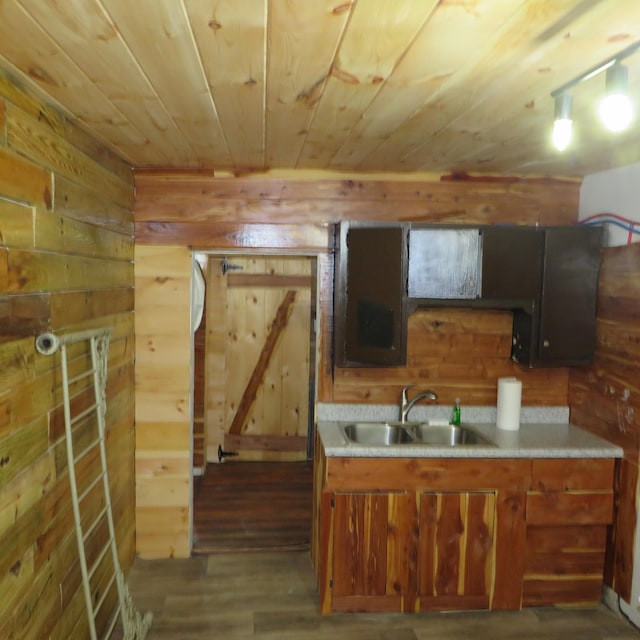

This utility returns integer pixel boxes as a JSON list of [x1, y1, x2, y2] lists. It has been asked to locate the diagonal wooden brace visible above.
[[228, 289, 297, 436]]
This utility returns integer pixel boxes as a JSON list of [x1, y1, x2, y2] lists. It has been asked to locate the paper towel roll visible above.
[[496, 377, 522, 431]]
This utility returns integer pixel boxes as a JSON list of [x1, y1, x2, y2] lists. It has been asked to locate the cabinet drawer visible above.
[[525, 525, 607, 575], [527, 491, 613, 526], [522, 576, 604, 607], [523, 525, 608, 607], [531, 458, 614, 492]]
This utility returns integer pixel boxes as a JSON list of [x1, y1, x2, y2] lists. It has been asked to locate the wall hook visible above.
[[221, 258, 243, 275]]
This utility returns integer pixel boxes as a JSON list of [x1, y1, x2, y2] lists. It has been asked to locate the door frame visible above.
[[189, 249, 322, 551]]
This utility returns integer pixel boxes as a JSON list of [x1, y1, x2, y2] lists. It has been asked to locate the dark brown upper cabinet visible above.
[[334, 222, 409, 367], [333, 222, 602, 368]]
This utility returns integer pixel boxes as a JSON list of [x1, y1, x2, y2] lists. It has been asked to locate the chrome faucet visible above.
[[400, 385, 438, 423]]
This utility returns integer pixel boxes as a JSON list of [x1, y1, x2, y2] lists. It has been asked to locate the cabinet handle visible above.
[[543, 339, 550, 348]]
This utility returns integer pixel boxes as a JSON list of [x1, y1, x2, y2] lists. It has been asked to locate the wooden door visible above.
[[205, 255, 314, 462], [416, 491, 496, 611], [331, 491, 417, 612]]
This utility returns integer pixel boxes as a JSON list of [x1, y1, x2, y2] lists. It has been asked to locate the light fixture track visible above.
[[550, 39, 640, 150], [550, 39, 640, 98]]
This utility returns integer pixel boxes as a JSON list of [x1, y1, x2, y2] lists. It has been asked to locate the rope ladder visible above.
[[36, 329, 152, 640]]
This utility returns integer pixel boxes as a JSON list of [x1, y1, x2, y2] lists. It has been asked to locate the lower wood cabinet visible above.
[[313, 451, 615, 614], [417, 491, 496, 611], [329, 490, 496, 613], [331, 491, 415, 612], [523, 458, 615, 606]]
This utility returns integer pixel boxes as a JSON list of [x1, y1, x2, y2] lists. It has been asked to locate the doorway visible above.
[[192, 253, 317, 553]]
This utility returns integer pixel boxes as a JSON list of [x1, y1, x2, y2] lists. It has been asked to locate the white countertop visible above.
[[318, 420, 622, 459]]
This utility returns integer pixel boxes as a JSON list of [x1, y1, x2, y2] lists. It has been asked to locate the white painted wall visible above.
[[579, 161, 640, 247]]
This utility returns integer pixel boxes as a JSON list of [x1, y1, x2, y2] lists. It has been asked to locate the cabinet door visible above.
[[334, 222, 408, 367], [523, 458, 614, 607], [331, 491, 417, 612], [416, 491, 496, 611], [537, 226, 602, 365], [481, 226, 543, 304], [511, 225, 602, 366], [408, 227, 481, 299]]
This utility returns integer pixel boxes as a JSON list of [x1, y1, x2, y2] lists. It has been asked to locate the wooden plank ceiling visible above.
[[0, 0, 639, 177]]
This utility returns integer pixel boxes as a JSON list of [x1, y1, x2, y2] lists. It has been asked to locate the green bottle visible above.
[[451, 397, 461, 426]]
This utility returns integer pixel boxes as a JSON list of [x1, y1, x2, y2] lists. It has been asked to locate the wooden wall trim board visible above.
[[135, 220, 331, 251], [0, 69, 134, 639], [134, 244, 192, 559], [134, 171, 579, 227]]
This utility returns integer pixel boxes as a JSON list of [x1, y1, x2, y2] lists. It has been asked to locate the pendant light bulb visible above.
[[599, 63, 633, 132], [552, 93, 573, 151]]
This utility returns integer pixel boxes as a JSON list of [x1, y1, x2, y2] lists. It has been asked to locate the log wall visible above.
[[133, 170, 579, 559], [568, 243, 640, 603], [0, 69, 135, 639]]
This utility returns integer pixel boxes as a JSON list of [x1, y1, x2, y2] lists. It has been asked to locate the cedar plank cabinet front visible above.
[[523, 458, 615, 606], [331, 491, 416, 612], [417, 491, 496, 611], [314, 453, 614, 614]]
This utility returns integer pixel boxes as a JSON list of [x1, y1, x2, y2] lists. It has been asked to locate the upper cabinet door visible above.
[[409, 227, 481, 300], [334, 222, 408, 367], [481, 226, 544, 306], [537, 226, 603, 365]]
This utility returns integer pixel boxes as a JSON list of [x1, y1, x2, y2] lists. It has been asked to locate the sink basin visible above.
[[406, 424, 493, 446], [341, 422, 415, 445], [340, 422, 493, 447]]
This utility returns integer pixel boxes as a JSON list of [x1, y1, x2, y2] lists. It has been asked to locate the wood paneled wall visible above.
[[135, 170, 580, 557], [134, 171, 579, 231], [568, 243, 640, 603], [135, 170, 579, 413], [134, 245, 192, 559], [334, 307, 570, 408], [0, 69, 134, 639]]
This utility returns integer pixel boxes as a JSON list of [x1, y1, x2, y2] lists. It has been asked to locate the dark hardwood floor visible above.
[[192, 460, 313, 553], [116, 551, 640, 640]]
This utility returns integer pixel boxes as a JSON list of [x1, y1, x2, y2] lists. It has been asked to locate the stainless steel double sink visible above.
[[340, 421, 494, 447]]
